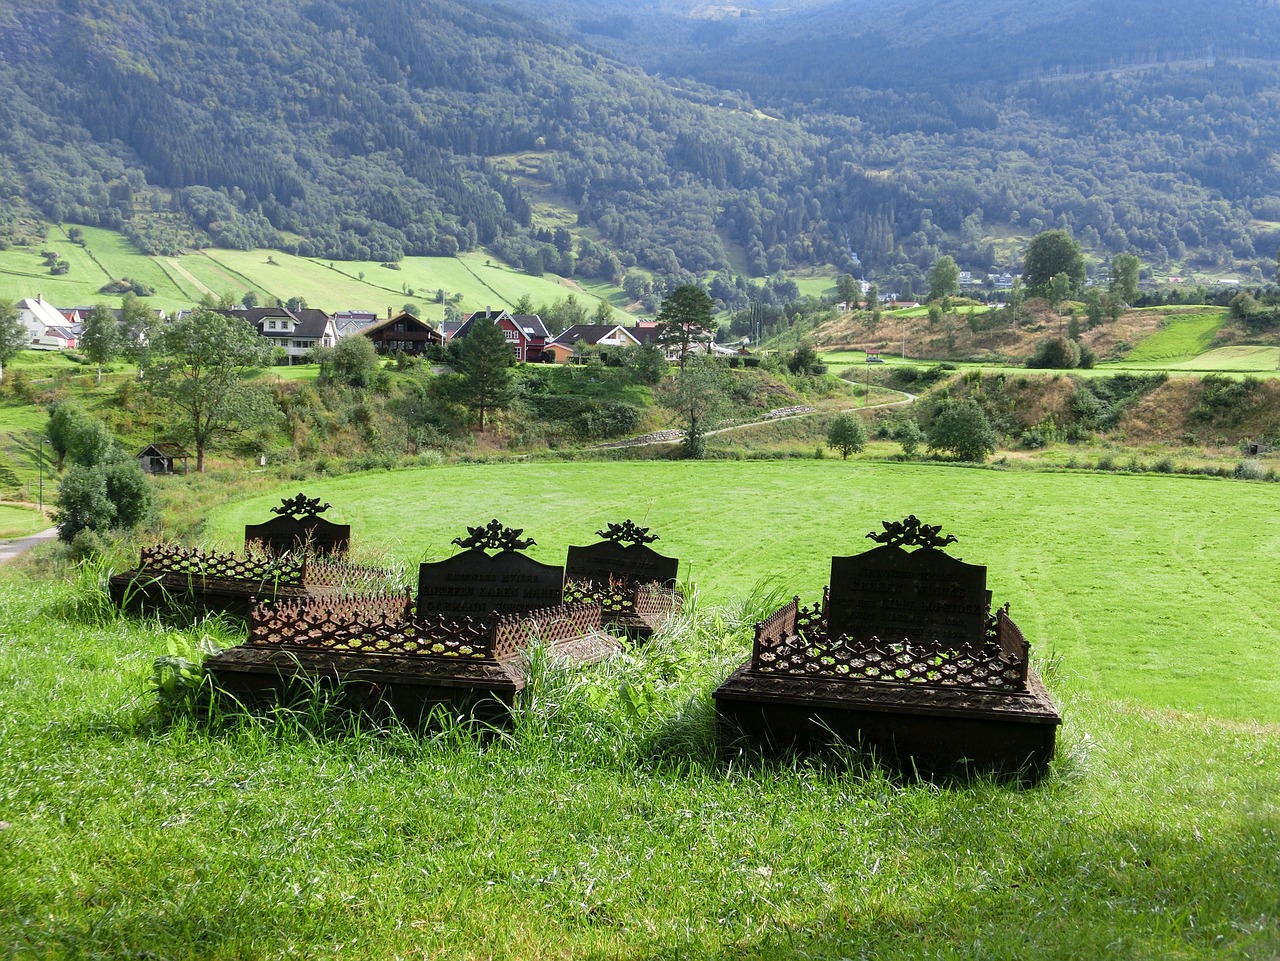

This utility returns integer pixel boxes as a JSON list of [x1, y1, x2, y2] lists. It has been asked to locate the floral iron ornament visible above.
[[595, 520, 660, 546], [452, 519, 536, 553], [866, 515, 958, 550], [271, 493, 333, 518]]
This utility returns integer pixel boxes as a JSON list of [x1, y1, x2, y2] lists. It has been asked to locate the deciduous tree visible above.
[[0, 297, 27, 383], [1109, 252, 1141, 305], [80, 304, 120, 383], [927, 398, 997, 462], [826, 412, 866, 459], [1022, 229, 1085, 298], [660, 356, 726, 458], [927, 255, 960, 301], [317, 333, 379, 388], [145, 307, 276, 471]]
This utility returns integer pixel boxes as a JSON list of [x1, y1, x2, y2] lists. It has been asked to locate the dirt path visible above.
[[167, 258, 215, 297], [595, 390, 917, 449]]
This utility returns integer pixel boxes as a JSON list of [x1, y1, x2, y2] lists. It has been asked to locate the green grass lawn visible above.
[[0, 504, 46, 537], [204, 460, 1280, 723], [2, 459, 1279, 958]]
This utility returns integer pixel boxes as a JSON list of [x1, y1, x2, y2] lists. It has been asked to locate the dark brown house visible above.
[[357, 311, 443, 355]]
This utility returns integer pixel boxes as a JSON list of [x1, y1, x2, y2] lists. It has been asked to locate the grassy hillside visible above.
[[0, 224, 629, 317], [1123, 310, 1226, 364]]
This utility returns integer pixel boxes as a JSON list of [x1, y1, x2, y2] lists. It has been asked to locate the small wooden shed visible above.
[[136, 443, 190, 475]]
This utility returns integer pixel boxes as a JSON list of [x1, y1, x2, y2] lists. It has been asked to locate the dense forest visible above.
[[2, 0, 1279, 295]]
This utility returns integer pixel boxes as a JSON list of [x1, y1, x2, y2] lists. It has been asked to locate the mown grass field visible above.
[[1163, 345, 1280, 371], [0, 504, 44, 537], [206, 459, 1280, 722], [1122, 310, 1227, 365], [3, 460, 1278, 959], [1, 223, 631, 317]]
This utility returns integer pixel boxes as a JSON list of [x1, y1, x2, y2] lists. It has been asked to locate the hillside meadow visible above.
[[2, 458, 1278, 959], [0, 226, 627, 317]]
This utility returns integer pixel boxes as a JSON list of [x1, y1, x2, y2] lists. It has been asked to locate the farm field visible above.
[[1121, 310, 1227, 365], [1, 223, 631, 317], [1162, 345, 1280, 371], [3, 460, 1278, 960], [207, 459, 1280, 723]]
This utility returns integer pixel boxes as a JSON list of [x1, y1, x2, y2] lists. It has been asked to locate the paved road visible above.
[[0, 527, 58, 565]]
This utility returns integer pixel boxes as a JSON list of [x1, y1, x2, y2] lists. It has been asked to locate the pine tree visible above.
[[455, 316, 514, 432]]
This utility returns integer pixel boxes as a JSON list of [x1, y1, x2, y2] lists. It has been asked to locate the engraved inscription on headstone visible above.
[[828, 544, 988, 652], [565, 540, 679, 588], [417, 550, 566, 622]]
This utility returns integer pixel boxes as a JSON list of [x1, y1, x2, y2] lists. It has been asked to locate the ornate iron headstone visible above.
[[416, 520, 565, 622], [565, 520, 680, 588], [713, 516, 1061, 779], [827, 516, 988, 653], [244, 492, 351, 555]]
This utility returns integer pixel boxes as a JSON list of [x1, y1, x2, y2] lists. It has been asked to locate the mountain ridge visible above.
[[2, 0, 1278, 296]]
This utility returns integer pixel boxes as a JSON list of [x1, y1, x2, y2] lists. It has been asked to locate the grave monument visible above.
[[714, 516, 1061, 779], [562, 520, 683, 638]]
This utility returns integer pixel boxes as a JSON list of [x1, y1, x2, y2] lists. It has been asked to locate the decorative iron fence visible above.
[[246, 593, 604, 663], [751, 596, 1028, 693]]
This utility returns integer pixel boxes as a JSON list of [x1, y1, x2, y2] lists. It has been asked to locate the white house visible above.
[[14, 295, 79, 349]]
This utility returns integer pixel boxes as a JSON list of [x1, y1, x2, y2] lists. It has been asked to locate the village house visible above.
[[216, 306, 338, 364], [14, 295, 79, 349], [357, 310, 443, 356], [541, 323, 643, 363], [332, 309, 380, 338], [452, 309, 550, 362]]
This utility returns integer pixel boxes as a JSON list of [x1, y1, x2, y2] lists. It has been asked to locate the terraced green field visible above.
[[207, 459, 1280, 723]]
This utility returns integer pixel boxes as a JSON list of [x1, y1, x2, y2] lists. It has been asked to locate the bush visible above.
[[927, 399, 997, 462], [54, 452, 155, 543], [1234, 459, 1265, 480], [1027, 336, 1081, 369]]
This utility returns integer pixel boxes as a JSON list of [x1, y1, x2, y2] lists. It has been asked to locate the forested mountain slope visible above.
[[2, 0, 1279, 294], [499, 0, 1280, 283]]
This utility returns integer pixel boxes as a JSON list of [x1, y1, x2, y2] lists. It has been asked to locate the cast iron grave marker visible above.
[[565, 519, 679, 588], [827, 515, 988, 653], [417, 520, 565, 622], [245, 492, 351, 555]]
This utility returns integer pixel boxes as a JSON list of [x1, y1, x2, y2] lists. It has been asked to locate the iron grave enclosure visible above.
[[714, 517, 1061, 779]]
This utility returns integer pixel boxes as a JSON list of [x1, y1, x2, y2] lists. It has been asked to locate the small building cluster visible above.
[[9, 292, 734, 367]]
